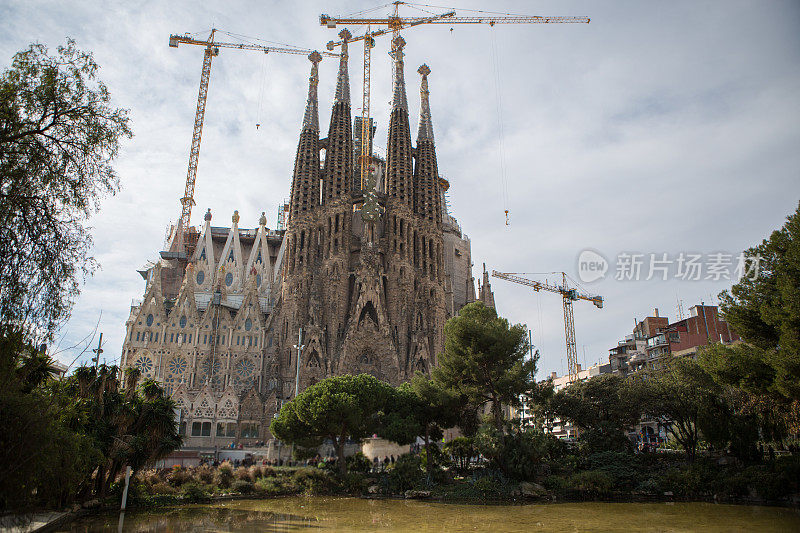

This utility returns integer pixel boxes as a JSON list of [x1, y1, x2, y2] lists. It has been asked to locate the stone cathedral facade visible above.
[[121, 32, 494, 449]]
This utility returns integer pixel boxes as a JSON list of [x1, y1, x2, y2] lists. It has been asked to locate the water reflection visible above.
[[63, 506, 320, 532], [58, 497, 800, 533]]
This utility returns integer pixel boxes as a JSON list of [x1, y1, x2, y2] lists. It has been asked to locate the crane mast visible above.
[[492, 270, 602, 383], [168, 30, 338, 254]]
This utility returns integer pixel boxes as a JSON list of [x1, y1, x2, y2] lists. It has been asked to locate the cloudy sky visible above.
[[2, 0, 798, 377]]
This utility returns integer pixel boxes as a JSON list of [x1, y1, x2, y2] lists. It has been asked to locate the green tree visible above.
[[0, 39, 131, 340], [0, 328, 98, 511], [640, 358, 720, 461], [433, 302, 534, 431], [381, 374, 460, 471], [270, 374, 394, 477], [549, 373, 641, 453], [443, 436, 475, 472], [65, 364, 182, 498], [715, 201, 800, 402]]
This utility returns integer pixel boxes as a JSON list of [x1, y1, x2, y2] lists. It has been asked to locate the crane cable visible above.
[[489, 28, 510, 225], [255, 53, 270, 130]]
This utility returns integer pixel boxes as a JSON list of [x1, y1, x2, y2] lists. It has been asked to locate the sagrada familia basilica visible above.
[[121, 31, 495, 449]]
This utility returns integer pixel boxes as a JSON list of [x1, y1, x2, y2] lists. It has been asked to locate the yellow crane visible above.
[[319, 1, 589, 212], [168, 29, 338, 254], [492, 271, 603, 383]]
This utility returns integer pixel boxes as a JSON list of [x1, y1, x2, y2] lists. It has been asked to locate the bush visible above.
[[419, 444, 450, 471], [293, 467, 337, 494], [472, 475, 502, 497], [181, 482, 210, 502], [343, 472, 368, 494], [166, 466, 193, 487], [215, 462, 234, 489], [444, 437, 475, 472], [232, 480, 254, 494], [235, 466, 252, 482], [150, 481, 178, 495], [569, 470, 614, 496], [541, 474, 570, 493], [347, 452, 372, 474], [195, 464, 215, 485], [478, 428, 564, 481], [255, 476, 298, 496], [388, 454, 423, 493]]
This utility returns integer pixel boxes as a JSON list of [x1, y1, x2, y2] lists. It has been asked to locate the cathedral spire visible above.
[[391, 37, 408, 111], [413, 64, 441, 223], [416, 64, 434, 143], [302, 51, 322, 132], [323, 31, 354, 201], [386, 36, 413, 208], [289, 52, 322, 223], [334, 29, 350, 104]]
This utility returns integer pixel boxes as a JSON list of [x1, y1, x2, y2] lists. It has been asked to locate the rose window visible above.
[[133, 355, 154, 375], [167, 356, 188, 376]]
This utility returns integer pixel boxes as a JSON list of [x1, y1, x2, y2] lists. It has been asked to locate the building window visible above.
[[201, 421, 212, 436], [216, 422, 226, 437], [191, 422, 202, 436], [146, 314, 154, 327], [136, 332, 140, 341], [179, 421, 187, 435]]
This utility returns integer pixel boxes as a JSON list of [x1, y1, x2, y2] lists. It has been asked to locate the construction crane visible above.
[[492, 271, 603, 383], [167, 29, 338, 254], [320, 2, 589, 213]]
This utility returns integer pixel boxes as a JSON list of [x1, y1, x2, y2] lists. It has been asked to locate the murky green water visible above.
[[58, 497, 800, 532]]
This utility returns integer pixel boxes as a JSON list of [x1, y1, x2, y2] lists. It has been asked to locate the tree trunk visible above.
[[424, 425, 431, 472], [335, 437, 347, 478], [491, 396, 504, 431]]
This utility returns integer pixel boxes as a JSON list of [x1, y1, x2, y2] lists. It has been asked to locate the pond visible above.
[[57, 497, 800, 532]]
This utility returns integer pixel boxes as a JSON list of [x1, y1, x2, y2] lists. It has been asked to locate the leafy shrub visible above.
[[232, 480, 254, 494], [256, 476, 299, 496], [343, 472, 368, 494], [347, 452, 372, 474], [293, 467, 337, 494], [569, 470, 613, 496], [419, 444, 450, 471], [195, 465, 215, 484], [444, 437, 475, 472], [166, 466, 193, 487], [235, 466, 252, 482], [388, 454, 423, 493], [478, 428, 565, 481], [181, 482, 210, 502], [472, 476, 502, 496], [215, 462, 234, 489], [659, 465, 709, 497], [634, 477, 661, 495], [150, 481, 178, 495], [541, 475, 570, 493]]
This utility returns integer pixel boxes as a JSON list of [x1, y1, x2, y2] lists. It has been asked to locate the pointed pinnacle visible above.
[[334, 30, 350, 104], [391, 37, 408, 112], [302, 52, 321, 131], [417, 64, 434, 143]]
